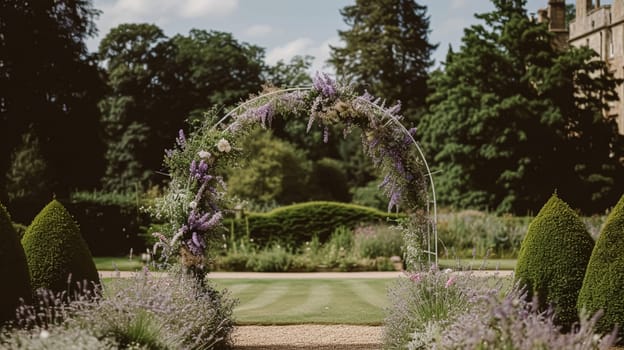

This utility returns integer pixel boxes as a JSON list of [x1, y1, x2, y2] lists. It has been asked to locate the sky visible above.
[[87, 0, 550, 73]]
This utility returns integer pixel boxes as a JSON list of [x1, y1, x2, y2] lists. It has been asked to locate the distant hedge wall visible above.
[[9, 195, 150, 256], [226, 201, 403, 246]]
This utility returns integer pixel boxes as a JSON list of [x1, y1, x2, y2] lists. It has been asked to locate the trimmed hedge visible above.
[[515, 194, 594, 329], [66, 198, 149, 256], [21, 200, 100, 294], [226, 201, 402, 246], [9, 194, 150, 256], [578, 194, 624, 340], [0, 203, 32, 324]]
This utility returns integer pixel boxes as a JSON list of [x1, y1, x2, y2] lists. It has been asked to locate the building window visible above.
[[610, 33, 615, 58]]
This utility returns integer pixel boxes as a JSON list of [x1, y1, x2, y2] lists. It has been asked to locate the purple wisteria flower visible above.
[[190, 160, 213, 183], [254, 102, 274, 128], [313, 72, 337, 98]]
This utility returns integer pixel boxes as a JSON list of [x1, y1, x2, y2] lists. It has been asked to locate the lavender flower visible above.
[[176, 129, 186, 148], [253, 102, 274, 128], [313, 72, 337, 98], [190, 160, 212, 183], [387, 101, 401, 115], [323, 126, 329, 143]]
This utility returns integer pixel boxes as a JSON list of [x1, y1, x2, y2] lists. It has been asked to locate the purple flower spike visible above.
[[388, 189, 401, 212], [323, 126, 329, 143], [387, 101, 401, 115], [191, 232, 205, 249], [313, 72, 337, 98], [176, 129, 186, 148], [254, 102, 274, 128]]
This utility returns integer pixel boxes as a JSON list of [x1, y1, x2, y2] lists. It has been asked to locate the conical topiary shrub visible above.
[[0, 202, 32, 324], [21, 200, 100, 294], [515, 194, 594, 329], [578, 194, 624, 339]]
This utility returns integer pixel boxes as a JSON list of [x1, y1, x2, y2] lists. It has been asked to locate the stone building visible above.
[[541, 0, 624, 133]]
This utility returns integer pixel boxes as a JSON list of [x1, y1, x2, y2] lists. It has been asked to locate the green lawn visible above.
[[438, 258, 516, 271], [213, 278, 391, 325], [93, 256, 145, 271]]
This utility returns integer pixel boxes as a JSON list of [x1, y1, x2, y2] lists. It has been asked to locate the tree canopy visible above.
[[0, 0, 105, 203], [329, 0, 437, 122], [98, 25, 267, 192], [419, 0, 624, 214]]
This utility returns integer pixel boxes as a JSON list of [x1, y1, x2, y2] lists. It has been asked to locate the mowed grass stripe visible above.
[[235, 283, 290, 312], [224, 283, 252, 295], [346, 280, 387, 309], [215, 279, 391, 325], [280, 283, 332, 317]]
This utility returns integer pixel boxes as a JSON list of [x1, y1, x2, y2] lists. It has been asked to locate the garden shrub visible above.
[[515, 194, 594, 329], [436, 286, 616, 350], [354, 225, 403, 259], [384, 269, 473, 349], [0, 202, 32, 324], [9, 271, 236, 349], [578, 194, 624, 340], [226, 201, 402, 246], [21, 200, 100, 294]]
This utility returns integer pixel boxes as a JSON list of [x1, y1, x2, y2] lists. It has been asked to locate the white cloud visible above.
[[244, 24, 273, 38], [266, 36, 342, 74], [450, 0, 468, 10], [178, 0, 238, 18], [95, 0, 238, 41]]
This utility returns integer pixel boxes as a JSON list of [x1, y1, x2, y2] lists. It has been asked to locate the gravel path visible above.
[[232, 325, 383, 349]]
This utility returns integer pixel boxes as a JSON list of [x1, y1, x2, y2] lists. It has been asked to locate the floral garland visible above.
[[151, 72, 434, 276]]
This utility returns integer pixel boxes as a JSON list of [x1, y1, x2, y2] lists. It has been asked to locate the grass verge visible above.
[[94, 256, 145, 271]]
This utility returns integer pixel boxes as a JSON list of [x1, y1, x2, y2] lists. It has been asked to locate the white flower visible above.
[[443, 268, 453, 274], [39, 330, 50, 339], [216, 138, 232, 153], [198, 150, 211, 159], [188, 201, 197, 209]]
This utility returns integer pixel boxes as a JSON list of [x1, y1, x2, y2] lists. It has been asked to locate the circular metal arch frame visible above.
[[210, 87, 438, 266]]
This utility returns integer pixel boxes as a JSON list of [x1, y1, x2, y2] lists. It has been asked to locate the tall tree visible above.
[[0, 0, 105, 202], [98, 23, 172, 191], [98, 26, 266, 192], [329, 0, 437, 121], [419, 0, 623, 214]]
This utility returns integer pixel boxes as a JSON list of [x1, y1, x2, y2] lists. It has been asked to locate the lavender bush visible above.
[[436, 287, 617, 350], [385, 273, 617, 350], [384, 268, 478, 349], [3, 271, 236, 349]]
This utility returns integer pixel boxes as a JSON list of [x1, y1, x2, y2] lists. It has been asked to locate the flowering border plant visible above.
[[151, 73, 435, 278]]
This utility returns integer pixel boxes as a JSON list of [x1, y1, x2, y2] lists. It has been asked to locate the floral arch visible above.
[[152, 73, 438, 279]]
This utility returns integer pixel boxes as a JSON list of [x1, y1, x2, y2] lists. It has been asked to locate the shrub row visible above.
[[516, 193, 624, 339], [225, 201, 403, 246]]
